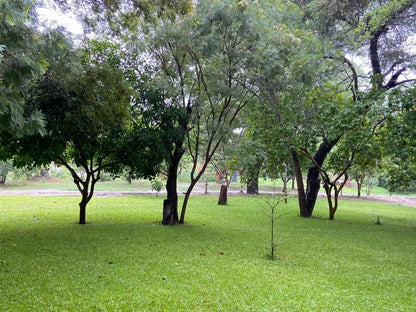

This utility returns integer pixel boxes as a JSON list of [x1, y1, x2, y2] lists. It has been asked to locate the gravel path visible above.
[[0, 188, 415, 208]]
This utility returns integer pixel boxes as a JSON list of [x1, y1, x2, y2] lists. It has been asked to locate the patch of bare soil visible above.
[[0, 186, 415, 208], [340, 194, 416, 208]]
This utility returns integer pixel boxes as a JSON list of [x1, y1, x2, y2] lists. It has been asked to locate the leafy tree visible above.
[[52, 0, 192, 36], [277, 0, 416, 216], [1, 40, 135, 224], [143, 0, 264, 223]]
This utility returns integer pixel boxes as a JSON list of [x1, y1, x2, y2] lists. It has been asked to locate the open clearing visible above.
[[1, 195, 415, 311]]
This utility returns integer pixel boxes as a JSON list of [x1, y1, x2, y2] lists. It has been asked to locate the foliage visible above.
[[0, 195, 415, 310], [1, 39, 133, 223], [0, 0, 50, 137], [53, 0, 192, 36], [382, 86, 416, 191], [150, 178, 164, 196], [0, 160, 13, 184]]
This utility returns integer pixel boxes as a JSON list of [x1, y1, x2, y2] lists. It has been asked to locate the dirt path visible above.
[[0, 188, 415, 208]]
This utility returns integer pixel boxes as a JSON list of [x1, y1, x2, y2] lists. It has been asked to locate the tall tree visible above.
[[143, 0, 265, 224], [283, 0, 416, 216]]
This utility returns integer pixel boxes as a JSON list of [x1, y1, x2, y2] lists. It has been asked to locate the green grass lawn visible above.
[[0, 195, 415, 311]]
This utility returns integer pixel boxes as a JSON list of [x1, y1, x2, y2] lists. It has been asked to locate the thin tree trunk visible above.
[[179, 179, 198, 224]]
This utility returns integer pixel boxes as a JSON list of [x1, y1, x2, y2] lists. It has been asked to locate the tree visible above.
[[144, 0, 263, 224], [177, 1, 262, 223], [1, 40, 134, 224], [52, 0, 192, 36], [280, 0, 416, 216]]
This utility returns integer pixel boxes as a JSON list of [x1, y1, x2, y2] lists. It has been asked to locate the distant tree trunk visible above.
[[40, 167, 51, 179], [322, 172, 349, 220], [352, 170, 365, 198], [218, 185, 227, 205], [164, 147, 184, 225], [60, 160, 99, 225], [246, 159, 263, 195]]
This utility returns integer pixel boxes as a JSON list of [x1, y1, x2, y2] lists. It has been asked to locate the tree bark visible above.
[[79, 198, 87, 225], [304, 138, 339, 217], [246, 159, 262, 195], [180, 179, 198, 224], [357, 182, 362, 198], [291, 149, 308, 217], [164, 147, 184, 225], [218, 185, 227, 205]]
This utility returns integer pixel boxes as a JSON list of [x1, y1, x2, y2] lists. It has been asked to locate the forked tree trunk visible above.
[[294, 138, 339, 218]]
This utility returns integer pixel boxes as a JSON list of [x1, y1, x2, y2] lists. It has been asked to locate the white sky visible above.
[[37, 5, 84, 35]]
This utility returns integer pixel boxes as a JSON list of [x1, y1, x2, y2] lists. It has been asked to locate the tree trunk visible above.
[[162, 199, 174, 225], [305, 166, 320, 216], [179, 179, 198, 224], [79, 196, 87, 224], [291, 149, 308, 217], [357, 182, 362, 198], [246, 159, 262, 195], [303, 138, 339, 217], [218, 185, 228, 205], [164, 147, 184, 225]]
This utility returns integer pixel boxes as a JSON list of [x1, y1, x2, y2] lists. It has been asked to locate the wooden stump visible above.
[[218, 185, 228, 205]]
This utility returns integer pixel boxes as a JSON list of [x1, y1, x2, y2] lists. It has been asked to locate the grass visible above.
[[1, 195, 416, 311]]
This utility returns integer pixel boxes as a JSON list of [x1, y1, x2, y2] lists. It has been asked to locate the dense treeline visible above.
[[1, 0, 415, 223]]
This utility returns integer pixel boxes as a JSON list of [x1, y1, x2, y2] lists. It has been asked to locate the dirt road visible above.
[[0, 188, 415, 208]]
